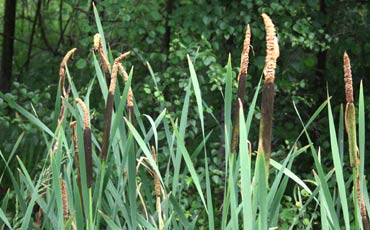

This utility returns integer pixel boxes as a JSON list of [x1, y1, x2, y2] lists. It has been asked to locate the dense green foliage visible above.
[[0, 1, 369, 229]]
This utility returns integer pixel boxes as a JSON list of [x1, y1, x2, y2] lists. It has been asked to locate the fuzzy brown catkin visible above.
[[262, 13, 279, 83], [343, 52, 354, 103]]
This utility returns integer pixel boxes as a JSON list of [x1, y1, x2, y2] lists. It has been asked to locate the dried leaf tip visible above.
[[343, 51, 354, 103], [239, 25, 251, 78], [75, 98, 90, 128], [262, 13, 279, 83]]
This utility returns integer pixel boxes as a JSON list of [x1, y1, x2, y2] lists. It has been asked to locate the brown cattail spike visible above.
[[75, 99, 93, 188], [231, 25, 252, 154], [257, 13, 279, 178], [343, 51, 354, 104], [59, 48, 77, 97], [262, 13, 279, 83], [100, 52, 130, 160]]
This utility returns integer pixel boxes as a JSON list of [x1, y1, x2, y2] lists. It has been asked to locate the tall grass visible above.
[[0, 7, 369, 230]]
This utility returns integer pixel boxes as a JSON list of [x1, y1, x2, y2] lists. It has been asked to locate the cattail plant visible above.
[[151, 146, 164, 230], [70, 121, 83, 208], [343, 52, 369, 230], [61, 179, 69, 223], [231, 24, 251, 154], [118, 62, 134, 121], [257, 13, 279, 176], [75, 98, 93, 188], [36, 49, 78, 227], [93, 34, 111, 82], [59, 48, 77, 99], [100, 52, 130, 161]]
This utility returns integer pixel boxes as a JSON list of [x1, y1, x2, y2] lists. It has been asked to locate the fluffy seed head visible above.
[[262, 13, 279, 83], [239, 25, 251, 79]]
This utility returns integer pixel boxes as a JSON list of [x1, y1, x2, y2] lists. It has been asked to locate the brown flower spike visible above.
[[75, 98, 93, 188], [257, 13, 279, 177]]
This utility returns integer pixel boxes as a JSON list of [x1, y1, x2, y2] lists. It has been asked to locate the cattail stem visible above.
[[231, 25, 251, 154], [152, 146, 164, 230], [343, 52, 369, 230], [118, 63, 134, 120], [75, 98, 93, 188], [70, 121, 85, 217], [257, 13, 279, 176], [100, 52, 130, 161]]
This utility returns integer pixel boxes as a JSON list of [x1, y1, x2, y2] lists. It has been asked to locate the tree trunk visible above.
[[0, 0, 17, 93], [162, 0, 174, 70]]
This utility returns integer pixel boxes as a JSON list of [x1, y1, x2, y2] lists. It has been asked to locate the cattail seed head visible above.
[[262, 13, 279, 83], [343, 51, 354, 103]]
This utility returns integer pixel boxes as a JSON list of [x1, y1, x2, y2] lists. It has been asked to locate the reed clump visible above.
[[100, 51, 130, 161]]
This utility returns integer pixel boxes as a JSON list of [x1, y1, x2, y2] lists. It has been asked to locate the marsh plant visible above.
[[0, 6, 369, 230]]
